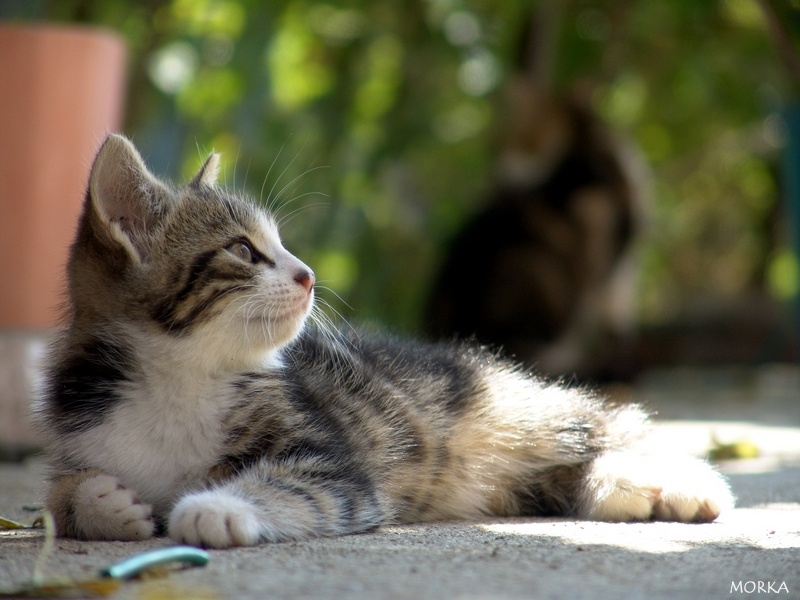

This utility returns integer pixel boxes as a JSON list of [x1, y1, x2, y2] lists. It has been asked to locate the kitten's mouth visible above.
[[248, 295, 313, 326]]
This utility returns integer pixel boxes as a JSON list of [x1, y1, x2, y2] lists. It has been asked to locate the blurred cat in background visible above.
[[427, 79, 645, 380], [427, 8, 646, 380]]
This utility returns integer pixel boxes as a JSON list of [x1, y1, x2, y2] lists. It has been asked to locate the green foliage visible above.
[[4, 0, 798, 330]]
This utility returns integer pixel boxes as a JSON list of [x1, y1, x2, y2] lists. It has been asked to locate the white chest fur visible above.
[[69, 368, 233, 513]]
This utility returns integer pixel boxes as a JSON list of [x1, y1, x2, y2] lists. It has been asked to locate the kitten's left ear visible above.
[[190, 153, 221, 188], [88, 134, 171, 263]]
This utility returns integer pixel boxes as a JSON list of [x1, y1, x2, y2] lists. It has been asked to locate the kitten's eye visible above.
[[226, 241, 254, 263]]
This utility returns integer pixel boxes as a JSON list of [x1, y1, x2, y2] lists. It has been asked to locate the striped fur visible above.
[[36, 135, 733, 548]]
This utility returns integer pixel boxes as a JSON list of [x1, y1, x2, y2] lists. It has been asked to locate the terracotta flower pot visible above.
[[0, 23, 127, 328], [0, 23, 127, 454]]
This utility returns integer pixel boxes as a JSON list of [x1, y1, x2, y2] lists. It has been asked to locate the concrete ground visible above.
[[1, 365, 798, 599]]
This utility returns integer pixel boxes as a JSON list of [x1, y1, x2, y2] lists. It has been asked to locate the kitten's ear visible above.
[[190, 153, 221, 188], [88, 134, 170, 263]]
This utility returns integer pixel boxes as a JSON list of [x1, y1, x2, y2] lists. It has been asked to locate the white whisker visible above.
[[276, 201, 331, 228], [241, 159, 252, 198], [270, 165, 330, 216], [260, 140, 288, 206], [265, 138, 307, 214], [231, 140, 243, 193], [314, 284, 354, 311], [312, 292, 359, 345]]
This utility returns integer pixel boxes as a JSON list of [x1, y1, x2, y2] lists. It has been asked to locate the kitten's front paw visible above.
[[169, 490, 262, 548], [72, 475, 154, 540], [583, 452, 734, 523]]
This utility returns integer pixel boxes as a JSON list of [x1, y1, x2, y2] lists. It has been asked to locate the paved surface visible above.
[[1, 366, 798, 599]]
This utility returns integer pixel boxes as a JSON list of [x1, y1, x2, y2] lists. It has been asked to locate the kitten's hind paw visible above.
[[652, 469, 734, 523], [582, 452, 734, 523], [72, 475, 154, 540], [169, 490, 262, 548]]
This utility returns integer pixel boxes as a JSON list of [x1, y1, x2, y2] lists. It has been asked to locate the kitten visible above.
[[35, 134, 732, 548]]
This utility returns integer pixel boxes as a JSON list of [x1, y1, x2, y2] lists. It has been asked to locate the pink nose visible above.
[[294, 269, 315, 293]]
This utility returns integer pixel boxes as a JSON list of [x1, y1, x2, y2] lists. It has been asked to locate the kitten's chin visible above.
[[196, 295, 312, 373], [245, 309, 310, 359]]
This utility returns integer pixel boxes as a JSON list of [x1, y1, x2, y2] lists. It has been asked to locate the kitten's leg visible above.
[[579, 451, 735, 522], [496, 405, 733, 522], [47, 471, 154, 540], [169, 461, 384, 548]]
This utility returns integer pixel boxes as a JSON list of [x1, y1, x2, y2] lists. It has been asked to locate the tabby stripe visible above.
[[159, 283, 249, 335], [152, 249, 251, 334], [335, 488, 357, 528], [334, 474, 383, 532], [175, 250, 217, 305], [265, 473, 381, 535], [152, 250, 216, 330], [259, 478, 327, 532]]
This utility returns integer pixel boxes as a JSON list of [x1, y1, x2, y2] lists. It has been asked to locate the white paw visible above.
[[583, 452, 734, 523], [652, 458, 735, 523], [582, 453, 662, 521], [73, 474, 154, 540], [169, 490, 262, 548]]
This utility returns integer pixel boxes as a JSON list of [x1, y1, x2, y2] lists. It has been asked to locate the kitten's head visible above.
[[68, 134, 314, 370]]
